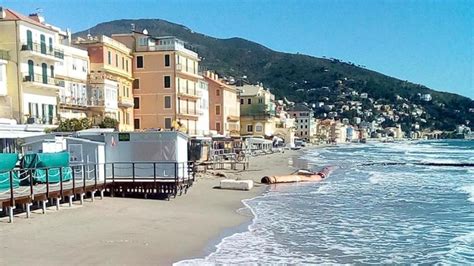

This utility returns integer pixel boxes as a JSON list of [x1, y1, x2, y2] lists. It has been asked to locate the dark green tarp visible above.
[[0, 153, 19, 190], [21, 152, 72, 183]]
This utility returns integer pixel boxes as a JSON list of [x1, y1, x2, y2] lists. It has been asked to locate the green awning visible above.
[[0, 153, 19, 190]]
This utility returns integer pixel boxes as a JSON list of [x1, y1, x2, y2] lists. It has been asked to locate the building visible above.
[[196, 78, 210, 136], [204, 71, 240, 137], [75, 35, 134, 131], [330, 121, 347, 143], [287, 103, 316, 142], [112, 31, 202, 134], [237, 84, 278, 137], [56, 35, 89, 119], [0, 8, 65, 127]]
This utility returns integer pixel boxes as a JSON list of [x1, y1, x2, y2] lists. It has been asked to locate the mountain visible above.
[[74, 19, 474, 132]]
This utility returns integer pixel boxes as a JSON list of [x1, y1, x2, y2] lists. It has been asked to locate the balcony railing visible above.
[[118, 96, 134, 107], [21, 42, 64, 59], [240, 104, 276, 117], [26, 115, 57, 125], [176, 64, 198, 76], [59, 96, 88, 107], [177, 87, 199, 98], [0, 49, 10, 61], [23, 74, 64, 87]]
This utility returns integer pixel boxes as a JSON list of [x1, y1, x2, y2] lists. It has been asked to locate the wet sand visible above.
[[0, 149, 311, 265]]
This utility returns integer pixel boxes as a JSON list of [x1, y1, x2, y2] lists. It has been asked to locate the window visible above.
[[247, 124, 253, 132], [164, 118, 172, 129], [164, 54, 170, 67], [50, 65, 54, 77], [115, 54, 118, 67], [26, 30, 33, 49], [40, 34, 46, 54], [247, 99, 252, 104], [240, 98, 244, 105], [216, 89, 220, 96], [126, 60, 129, 72], [258, 98, 263, 104], [139, 37, 147, 46], [136, 56, 144, 68], [122, 57, 124, 69], [28, 60, 34, 80], [216, 122, 221, 132], [126, 113, 130, 124], [41, 63, 48, 84], [256, 125, 263, 132], [48, 37, 53, 53], [164, 96, 171, 109], [133, 79, 140, 89], [164, 76, 171, 88], [215, 105, 221, 115], [134, 119, 140, 129], [134, 97, 140, 109], [108, 51, 111, 65]]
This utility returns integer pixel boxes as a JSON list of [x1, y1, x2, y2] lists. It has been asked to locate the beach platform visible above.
[[0, 161, 196, 223]]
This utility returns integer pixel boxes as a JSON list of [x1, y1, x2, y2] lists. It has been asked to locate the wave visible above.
[[460, 185, 474, 203]]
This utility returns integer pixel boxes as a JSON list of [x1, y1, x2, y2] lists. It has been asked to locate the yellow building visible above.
[[236, 84, 278, 137], [75, 35, 134, 131], [0, 9, 65, 126]]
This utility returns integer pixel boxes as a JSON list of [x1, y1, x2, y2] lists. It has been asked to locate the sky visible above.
[[2, 0, 473, 99]]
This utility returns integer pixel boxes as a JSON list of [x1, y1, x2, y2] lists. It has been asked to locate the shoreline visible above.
[[0, 148, 311, 265]]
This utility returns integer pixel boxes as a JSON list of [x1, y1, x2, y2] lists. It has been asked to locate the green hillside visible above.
[[74, 19, 474, 131]]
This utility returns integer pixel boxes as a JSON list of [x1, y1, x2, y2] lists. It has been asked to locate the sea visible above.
[[178, 140, 474, 265]]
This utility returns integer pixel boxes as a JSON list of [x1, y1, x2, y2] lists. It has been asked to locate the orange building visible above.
[[204, 71, 240, 137], [74, 35, 134, 131], [113, 31, 202, 134]]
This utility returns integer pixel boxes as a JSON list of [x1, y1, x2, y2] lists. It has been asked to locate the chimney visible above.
[[0, 7, 5, 19], [29, 13, 45, 24]]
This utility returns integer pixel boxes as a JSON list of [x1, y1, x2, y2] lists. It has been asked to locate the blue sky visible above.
[[2, 0, 473, 99]]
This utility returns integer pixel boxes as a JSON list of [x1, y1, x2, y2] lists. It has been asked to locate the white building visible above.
[[288, 103, 316, 142], [56, 35, 89, 119], [196, 78, 210, 136]]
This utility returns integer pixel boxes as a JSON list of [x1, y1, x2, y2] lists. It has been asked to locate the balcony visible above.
[[59, 96, 88, 109], [118, 96, 134, 108], [177, 88, 200, 100], [26, 115, 58, 125], [23, 74, 64, 91], [176, 64, 201, 79], [240, 104, 276, 119], [21, 42, 64, 61], [177, 111, 199, 120], [227, 115, 240, 122]]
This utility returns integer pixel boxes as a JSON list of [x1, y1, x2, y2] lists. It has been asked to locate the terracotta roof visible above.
[[1, 8, 57, 32]]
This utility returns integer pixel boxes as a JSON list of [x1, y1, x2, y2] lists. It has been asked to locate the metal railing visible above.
[[23, 74, 63, 87], [21, 42, 64, 59], [0, 161, 196, 207]]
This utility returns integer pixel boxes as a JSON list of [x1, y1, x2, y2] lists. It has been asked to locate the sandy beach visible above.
[[0, 149, 310, 265]]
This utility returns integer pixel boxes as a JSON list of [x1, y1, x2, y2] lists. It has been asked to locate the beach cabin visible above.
[[103, 131, 190, 180]]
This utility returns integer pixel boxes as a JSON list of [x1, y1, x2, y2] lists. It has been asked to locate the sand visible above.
[[0, 149, 310, 265]]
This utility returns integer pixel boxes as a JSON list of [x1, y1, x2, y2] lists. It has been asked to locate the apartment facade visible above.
[[205, 71, 240, 137], [288, 103, 317, 142], [56, 39, 89, 119], [112, 32, 202, 135], [237, 84, 278, 137], [75, 35, 134, 131], [196, 78, 210, 136], [0, 8, 65, 126]]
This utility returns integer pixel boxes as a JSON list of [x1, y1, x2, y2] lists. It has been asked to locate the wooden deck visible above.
[[0, 161, 196, 223]]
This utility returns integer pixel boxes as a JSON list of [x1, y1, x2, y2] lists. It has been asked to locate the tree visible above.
[[54, 118, 93, 132], [99, 117, 119, 130]]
